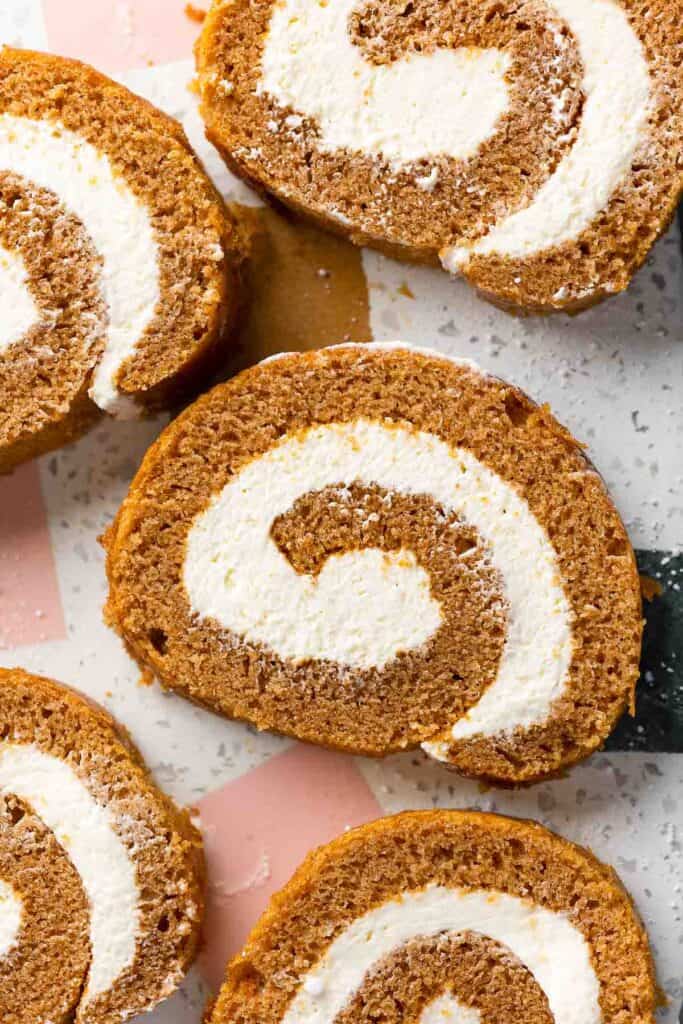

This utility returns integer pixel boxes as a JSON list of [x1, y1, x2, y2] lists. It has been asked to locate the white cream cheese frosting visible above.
[[420, 993, 481, 1024], [258, 0, 651, 265], [0, 742, 139, 1004], [258, 0, 511, 167], [184, 416, 572, 737], [0, 878, 22, 959], [0, 115, 160, 415], [442, 0, 652, 268], [282, 885, 601, 1024], [0, 243, 39, 354]]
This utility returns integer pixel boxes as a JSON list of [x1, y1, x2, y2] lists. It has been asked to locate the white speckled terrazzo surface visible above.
[[0, 4, 681, 1022]]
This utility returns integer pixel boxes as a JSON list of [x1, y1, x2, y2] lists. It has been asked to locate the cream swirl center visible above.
[[259, 0, 511, 166], [184, 418, 572, 739], [257, 0, 651, 262], [420, 994, 481, 1024]]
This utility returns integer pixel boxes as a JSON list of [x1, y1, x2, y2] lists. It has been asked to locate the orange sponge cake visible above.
[[196, 0, 683, 313], [0, 668, 205, 1024], [0, 47, 242, 473], [104, 343, 642, 785], [208, 811, 657, 1024]]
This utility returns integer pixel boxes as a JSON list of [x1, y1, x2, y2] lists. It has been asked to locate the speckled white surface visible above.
[[0, 0, 46, 49], [0, 8, 682, 1022]]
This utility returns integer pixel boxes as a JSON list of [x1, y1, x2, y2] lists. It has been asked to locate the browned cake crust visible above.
[[196, 0, 683, 314], [103, 343, 642, 785], [0, 667, 206, 1024], [208, 810, 657, 1024], [0, 47, 244, 473]]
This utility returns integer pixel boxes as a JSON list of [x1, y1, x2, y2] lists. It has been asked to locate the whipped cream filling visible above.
[[420, 994, 481, 1024], [184, 417, 572, 737], [0, 243, 39, 354], [0, 879, 22, 959], [443, 0, 652, 268], [283, 885, 601, 1024], [0, 115, 160, 415], [259, 0, 511, 167], [0, 743, 139, 1004]]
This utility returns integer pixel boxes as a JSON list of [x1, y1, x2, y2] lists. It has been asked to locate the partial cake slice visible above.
[[0, 667, 205, 1024], [196, 0, 683, 313], [208, 810, 656, 1024], [0, 791, 90, 1024], [104, 342, 642, 785], [0, 46, 243, 473]]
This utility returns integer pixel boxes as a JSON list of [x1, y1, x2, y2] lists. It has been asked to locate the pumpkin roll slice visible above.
[[0, 47, 242, 473], [104, 342, 641, 785], [0, 668, 205, 1024], [196, 0, 683, 313], [208, 810, 656, 1024]]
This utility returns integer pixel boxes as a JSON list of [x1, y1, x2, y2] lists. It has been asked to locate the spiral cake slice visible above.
[[0, 47, 242, 473], [196, 0, 683, 313], [208, 811, 656, 1024], [104, 342, 642, 785], [0, 668, 205, 1024]]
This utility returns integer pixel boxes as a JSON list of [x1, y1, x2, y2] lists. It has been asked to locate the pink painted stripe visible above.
[[197, 743, 382, 991], [0, 462, 65, 649], [43, 0, 205, 72]]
